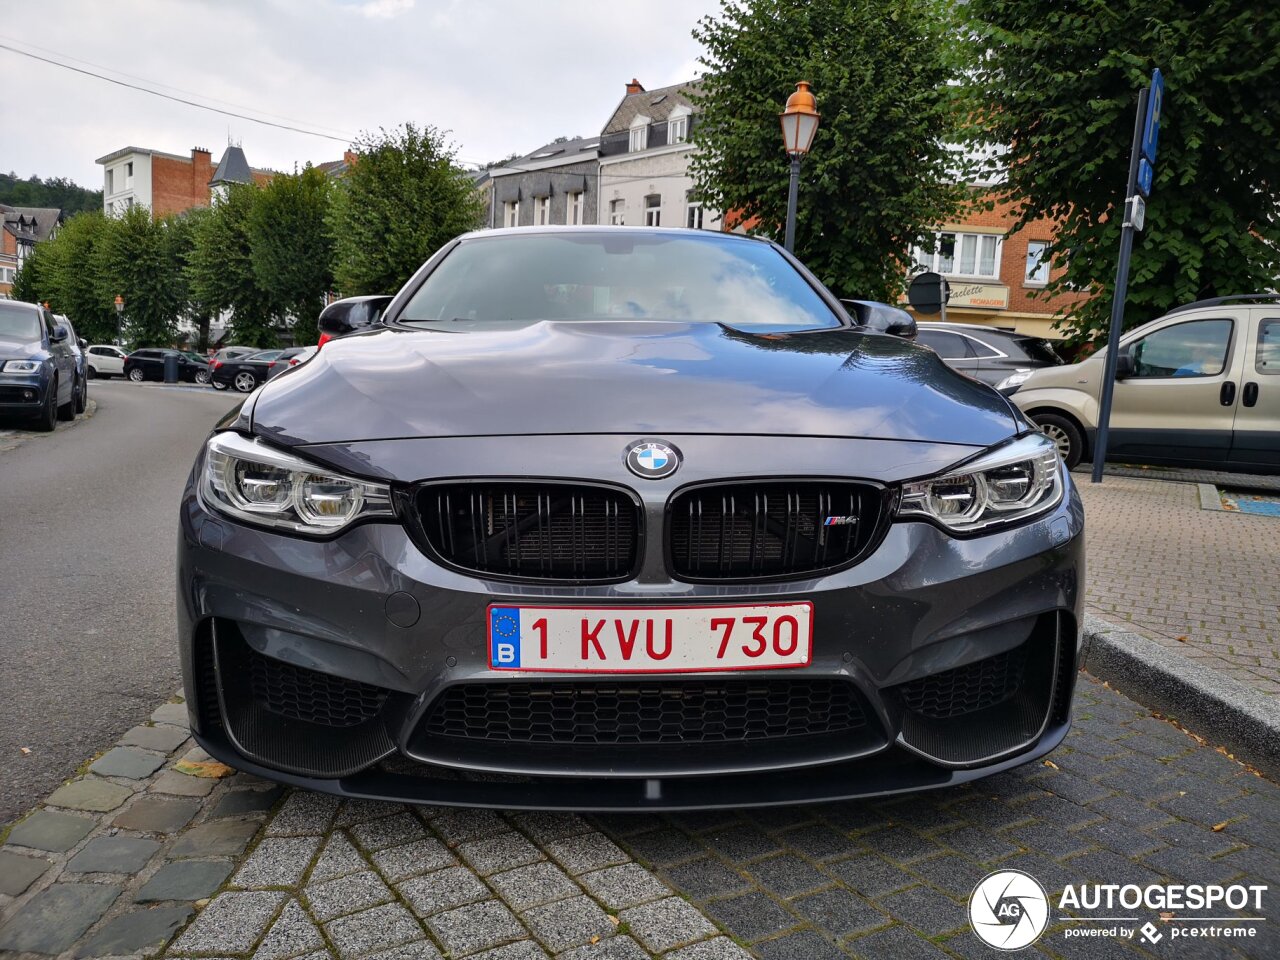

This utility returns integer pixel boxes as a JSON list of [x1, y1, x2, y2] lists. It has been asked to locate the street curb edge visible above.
[[1082, 614, 1280, 779]]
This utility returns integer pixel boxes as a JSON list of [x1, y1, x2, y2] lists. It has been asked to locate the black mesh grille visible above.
[[899, 645, 1028, 720], [248, 651, 388, 727], [416, 483, 640, 581], [422, 679, 867, 745], [669, 482, 883, 580]]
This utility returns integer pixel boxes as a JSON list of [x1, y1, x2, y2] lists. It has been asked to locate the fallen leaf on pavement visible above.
[[608, 915, 620, 926], [1175, 635, 1188, 642], [173, 759, 235, 778], [1212, 821, 1228, 832], [590, 936, 600, 945], [19, 746, 31, 755], [1042, 760, 1059, 770]]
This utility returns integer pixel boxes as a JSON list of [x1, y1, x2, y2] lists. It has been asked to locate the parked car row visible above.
[[80, 342, 318, 392], [210, 346, 315, 392], [0, 300, 87, 431]]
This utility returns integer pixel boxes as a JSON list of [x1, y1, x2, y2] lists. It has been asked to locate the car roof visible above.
[[917, 322, 1023, 336], [457, 225, 773, 246]]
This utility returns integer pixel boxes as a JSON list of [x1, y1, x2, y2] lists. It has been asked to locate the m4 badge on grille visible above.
[[823, 515, 859, 526]]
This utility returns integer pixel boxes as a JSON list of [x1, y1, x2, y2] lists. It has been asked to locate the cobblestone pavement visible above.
[[1075, 476, 1280, 695], [1082, 464, 1280, 494], [2, 676, 1278, 959]]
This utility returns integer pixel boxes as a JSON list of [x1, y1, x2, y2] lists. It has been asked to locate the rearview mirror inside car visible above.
[[318, 296, 394, 340]]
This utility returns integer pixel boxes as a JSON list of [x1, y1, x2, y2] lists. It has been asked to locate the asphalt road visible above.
[[0, 380, 239, 824]]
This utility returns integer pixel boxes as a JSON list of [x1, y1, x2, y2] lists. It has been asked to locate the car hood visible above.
[[0, 337, 44, 361], [250, 321, 1018, 447]]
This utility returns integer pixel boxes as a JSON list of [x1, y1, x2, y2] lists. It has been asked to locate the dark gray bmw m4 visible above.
[[178, 226, 1084, 810]]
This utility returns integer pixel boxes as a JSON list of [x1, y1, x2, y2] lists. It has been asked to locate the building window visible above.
[[644, 195, 661, 227], [0, 266, 13, 284], [1025, 240, 1050, 285], [566, 191, 584, 225], [534, 196, 551, 225], [124, 161, 134, 188], [669, 114, 689, 144], [105, 168, 114, 194], [609, 199, 625, 226], [686, 198, 704, 230], [629, 118, 649, 153], [914, 231, 1002, 280], [503, 200, 519, 228]]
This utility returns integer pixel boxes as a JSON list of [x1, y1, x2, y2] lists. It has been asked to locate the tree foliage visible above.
[[963, 0, 1280, 343], [187, 185, 282, 348], [92, 206, 188, 347], [0, 172, 102, 216], [248, 167, 334, 344], [328, 124, 486, 295], [689, 0, 967, 302]]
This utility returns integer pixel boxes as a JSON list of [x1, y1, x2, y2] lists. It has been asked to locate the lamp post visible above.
[[114, 295, 124, 346], [779, 81, 820, 252]]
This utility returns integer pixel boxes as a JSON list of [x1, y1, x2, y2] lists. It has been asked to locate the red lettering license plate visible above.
[[487, 603, 813, 673]]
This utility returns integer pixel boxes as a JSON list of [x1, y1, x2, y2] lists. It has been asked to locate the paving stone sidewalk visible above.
[[1075, 475, 1280, 695], [3, 675, 1278, 960]]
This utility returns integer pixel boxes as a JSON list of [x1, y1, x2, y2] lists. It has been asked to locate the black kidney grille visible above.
[[422, 679, 867, 745], [669, 482, 881, 580], [418, 483, 639, 581], [899, 645, 1029, 720], [248, 649, 388, 728]]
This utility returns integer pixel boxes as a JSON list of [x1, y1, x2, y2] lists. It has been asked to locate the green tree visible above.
[[9, 244, 52, 305], [0, 173, 102, 216], [328, 124, 485, 295], [689, 0, 967, 301], [248, 166, 334, 344], [188, 185, 281, 347], [963, 0, 1280, 343], [45, 212, 118, 344], [92, 206, 187, 347]]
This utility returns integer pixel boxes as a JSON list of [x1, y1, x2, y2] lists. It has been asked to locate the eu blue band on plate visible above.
[[490, 607, 521, 667]]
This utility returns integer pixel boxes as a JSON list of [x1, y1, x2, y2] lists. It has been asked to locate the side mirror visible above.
[[318, 295, 394, 340], [79, 338, 88, 350], [50, 325, 69, 343], [1114, 351, 1134, 380], [840, 300, 918, 340]]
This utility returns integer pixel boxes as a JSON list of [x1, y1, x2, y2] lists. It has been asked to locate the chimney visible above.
[[626, 78, 645, 95], [343, 150, 357, 167], [191, 147, 213, 203]]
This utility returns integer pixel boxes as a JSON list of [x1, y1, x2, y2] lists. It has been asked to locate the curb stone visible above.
[[1082, 613, 1280, 778]]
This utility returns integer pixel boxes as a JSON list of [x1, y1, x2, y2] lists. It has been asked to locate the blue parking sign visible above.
[[1141, 68, 1164, 164], [1137, 157, 1154, 198]]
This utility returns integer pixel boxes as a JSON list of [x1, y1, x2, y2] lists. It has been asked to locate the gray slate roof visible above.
[[601, 81, 701, 135], [209, 146, 253, 185], [1, 204, 62, 242], [494, 136, 602, 175]]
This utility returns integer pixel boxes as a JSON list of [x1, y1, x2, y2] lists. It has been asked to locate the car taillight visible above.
[[267, 361, 277, 369], [289, 358, 300, 366], [211, 360, 222, 370]]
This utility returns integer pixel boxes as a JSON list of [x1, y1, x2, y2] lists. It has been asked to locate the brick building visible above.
[[95, 145, 273, 218], [1, 204, 61, 298]]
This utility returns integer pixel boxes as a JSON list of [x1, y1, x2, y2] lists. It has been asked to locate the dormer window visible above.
[[668, 106, 691, 145], [629, 115, 651, 153]]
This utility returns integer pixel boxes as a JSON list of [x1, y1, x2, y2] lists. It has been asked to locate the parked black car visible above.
[[915, 323, 1064, 391], [179, 226, 1084, 810], [0, 300, 81, 431], [210, 347, 311, 392], [123, 348, 212, 384]]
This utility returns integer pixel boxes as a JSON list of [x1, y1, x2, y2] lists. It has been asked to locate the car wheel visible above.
[[128, 368, 145, 382], [194, 369, 211, 385], [212, 380, 228, 390], [74, 374, 88, 414], [87, 365, 97, 380], [1033, 413, 1083, 469], [233, 371, 258, 393], [34, 380, 58, 432]]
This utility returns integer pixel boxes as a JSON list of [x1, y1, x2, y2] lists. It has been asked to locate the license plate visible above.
[[487, 603, 813, 673]]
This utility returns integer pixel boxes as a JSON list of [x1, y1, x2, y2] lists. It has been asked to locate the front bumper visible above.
[[0, 374, 48, 415], [178, 450, 1084, 810]]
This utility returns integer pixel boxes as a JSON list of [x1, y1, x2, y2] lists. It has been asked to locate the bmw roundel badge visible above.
[[625, 440, 681, 479]]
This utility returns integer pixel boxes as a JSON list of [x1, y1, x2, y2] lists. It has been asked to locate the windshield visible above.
[[0, 303, 41, 341], [398, 232, 841, 333]]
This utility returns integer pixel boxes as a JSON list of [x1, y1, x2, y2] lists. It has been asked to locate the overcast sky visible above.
[[1, 0, 721, 188]]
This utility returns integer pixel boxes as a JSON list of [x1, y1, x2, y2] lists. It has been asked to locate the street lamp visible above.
[[114, 295, 124, 346], [779, 81, 820, 252]]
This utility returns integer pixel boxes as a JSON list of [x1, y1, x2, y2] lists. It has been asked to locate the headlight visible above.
[[995, 369, 1035, 391], [2, 360, 41, 373], [200, 432, 394, 535], [899, 432, 1063, 534]]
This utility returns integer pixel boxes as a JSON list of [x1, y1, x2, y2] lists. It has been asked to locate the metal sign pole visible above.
[[938, 274, 947, 324], [1091, 86, 1149, 484]]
